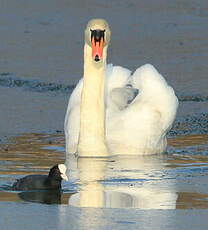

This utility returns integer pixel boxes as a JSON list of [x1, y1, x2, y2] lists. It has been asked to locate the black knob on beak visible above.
[[91, 29, 105, 44]]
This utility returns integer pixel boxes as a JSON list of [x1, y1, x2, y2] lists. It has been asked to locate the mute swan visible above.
[[64, 19, 178, 157]]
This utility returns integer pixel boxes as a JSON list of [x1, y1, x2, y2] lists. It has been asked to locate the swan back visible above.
[[131, 64, 179, 132], [65, 64, 178, 155]]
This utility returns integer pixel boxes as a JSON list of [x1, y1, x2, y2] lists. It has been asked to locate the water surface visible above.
[[0, 0, 208, 229], [1, 133, 208, 209]]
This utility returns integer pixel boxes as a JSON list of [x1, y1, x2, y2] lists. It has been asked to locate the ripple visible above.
[[0, 73, 74, 94], [170, 113, 208, 136], [179, 94, 208, 102], [1, 73, 208, 102], [0, 132, 208, 208]]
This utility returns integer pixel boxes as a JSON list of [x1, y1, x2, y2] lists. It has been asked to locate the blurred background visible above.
[[0, 0, 207, 139]]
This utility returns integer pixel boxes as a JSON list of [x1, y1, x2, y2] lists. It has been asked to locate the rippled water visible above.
[[0, 0, 208, 229], [0, 133, 208, 209]]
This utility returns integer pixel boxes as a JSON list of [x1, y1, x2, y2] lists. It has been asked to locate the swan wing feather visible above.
[[110, 87, 139, 110]]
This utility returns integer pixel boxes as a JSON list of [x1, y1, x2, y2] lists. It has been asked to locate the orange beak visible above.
[[92, 37, 104, 62], [90, 29, 105, 62]]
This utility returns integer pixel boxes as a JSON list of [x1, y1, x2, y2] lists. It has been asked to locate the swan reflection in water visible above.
[[63, 18, 178, 209], [66, 154, 177, 209]]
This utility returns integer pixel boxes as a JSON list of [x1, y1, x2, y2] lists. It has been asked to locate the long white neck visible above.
[[78, 44, 108, 156]]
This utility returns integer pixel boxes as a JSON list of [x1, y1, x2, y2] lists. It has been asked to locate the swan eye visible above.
[[90, 29, 105, 43]]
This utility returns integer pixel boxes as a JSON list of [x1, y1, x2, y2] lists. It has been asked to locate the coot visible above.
[[12, 164, 68, 191]]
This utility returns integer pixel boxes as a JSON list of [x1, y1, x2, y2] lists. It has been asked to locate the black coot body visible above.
[[12, 164, 68, 191]]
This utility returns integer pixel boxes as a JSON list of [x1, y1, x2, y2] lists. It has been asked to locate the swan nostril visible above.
[[94, 55, 100, 62]]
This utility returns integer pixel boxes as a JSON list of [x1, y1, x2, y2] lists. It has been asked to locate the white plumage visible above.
[[65, 63, 178, 155]]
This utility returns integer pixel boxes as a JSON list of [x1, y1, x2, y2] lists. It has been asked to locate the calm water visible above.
[[0, 133, 208, 209], [0, 0, 208, 229], [0, 133, 208, 230]]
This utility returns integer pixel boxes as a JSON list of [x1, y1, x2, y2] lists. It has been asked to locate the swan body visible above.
[[64, 19, 178, 156]]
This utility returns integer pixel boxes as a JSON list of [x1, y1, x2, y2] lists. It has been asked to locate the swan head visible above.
[[85, 18, 111, 62]]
